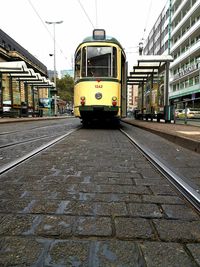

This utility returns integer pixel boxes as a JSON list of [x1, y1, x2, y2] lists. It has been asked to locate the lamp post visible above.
[[139, 42, 143, 55], [45, 20, 63, 116]]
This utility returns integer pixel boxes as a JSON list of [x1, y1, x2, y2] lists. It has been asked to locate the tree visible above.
[[56, 74, 74, 103]]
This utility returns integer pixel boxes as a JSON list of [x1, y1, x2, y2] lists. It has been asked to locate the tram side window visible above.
[[82, 46, 117, 78], [75, 50, 81, 80]]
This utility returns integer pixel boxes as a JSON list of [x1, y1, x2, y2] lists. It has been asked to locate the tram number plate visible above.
[[95, 85, 103, 88]]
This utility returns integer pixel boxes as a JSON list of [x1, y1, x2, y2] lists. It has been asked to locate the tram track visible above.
[[120, 128, 200, 213], [0, 127, 80, 176], [0, 132, 77, 149]]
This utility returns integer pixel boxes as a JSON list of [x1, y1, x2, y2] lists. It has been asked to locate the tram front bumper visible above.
[[79, 105, 119, 118]]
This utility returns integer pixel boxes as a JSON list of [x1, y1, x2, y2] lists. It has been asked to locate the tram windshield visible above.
[[82, 46, 117, 78]]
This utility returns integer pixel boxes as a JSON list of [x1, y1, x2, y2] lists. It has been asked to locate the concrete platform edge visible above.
[[122, 119, 200, 154]]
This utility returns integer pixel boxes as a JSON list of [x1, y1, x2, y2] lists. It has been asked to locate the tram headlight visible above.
[[112, 96, 117, 106], [80, 96, 86, 106]]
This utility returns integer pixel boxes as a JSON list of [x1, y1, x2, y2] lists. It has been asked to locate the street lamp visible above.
[[45, 20, 63, 116], [139, 42, 143, 55]]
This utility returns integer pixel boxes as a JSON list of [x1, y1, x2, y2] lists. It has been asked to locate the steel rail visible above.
[[0, 131, 75, 149], [0, 122, 71, 136], [0, 127, 80, 176], [120, 128, 200, 212], [0, 135, 48, 149]]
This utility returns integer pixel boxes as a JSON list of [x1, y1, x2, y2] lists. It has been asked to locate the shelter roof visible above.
[[0, 61, 55, 89], [127, 55, 173, 85]]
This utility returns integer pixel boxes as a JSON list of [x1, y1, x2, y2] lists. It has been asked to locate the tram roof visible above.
[[79, 35, 124, 50]]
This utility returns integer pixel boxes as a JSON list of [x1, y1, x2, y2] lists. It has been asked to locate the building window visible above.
[[180, 81, 184, 89], [194, 75, 199, 84], [189, 77, 194, 86]]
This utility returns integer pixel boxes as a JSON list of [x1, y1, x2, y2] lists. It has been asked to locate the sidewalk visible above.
[[122, 118, 200, 153]]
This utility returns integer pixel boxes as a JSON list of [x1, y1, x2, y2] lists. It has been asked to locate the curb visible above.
[[122, 119, 200, 154]]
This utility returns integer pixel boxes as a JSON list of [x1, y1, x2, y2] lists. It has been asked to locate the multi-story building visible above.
[[127, 85, 138, 111], [169, 0, 200, 108], [143, 3, 170, 56], [143, 0, 200, 110]]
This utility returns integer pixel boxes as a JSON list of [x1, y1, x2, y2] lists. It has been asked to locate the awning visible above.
[[0, 61, 29, 74], [0, 61, 55, 89], [127, 55, 173, 85]]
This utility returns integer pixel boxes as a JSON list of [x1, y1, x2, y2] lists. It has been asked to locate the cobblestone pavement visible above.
[[0, 128, 200, 266]]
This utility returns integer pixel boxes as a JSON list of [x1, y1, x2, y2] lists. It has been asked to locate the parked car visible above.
[[175, 109, 183, 118], [178, 108, 200, 119], [3, 100, 11, 112]]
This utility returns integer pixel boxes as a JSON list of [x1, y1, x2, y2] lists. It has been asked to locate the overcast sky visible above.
[[0, 0, 167, 73]]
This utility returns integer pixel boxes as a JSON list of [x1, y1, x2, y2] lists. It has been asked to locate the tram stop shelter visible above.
[[127, 55, 173, 122], [0, 61, 55, 117]]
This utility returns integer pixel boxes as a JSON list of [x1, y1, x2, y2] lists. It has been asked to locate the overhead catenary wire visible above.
[[77, 0, 95, 29], [95, 0, 98, 28], [27, 0, 68, 63], [142, 0, 153, 40]]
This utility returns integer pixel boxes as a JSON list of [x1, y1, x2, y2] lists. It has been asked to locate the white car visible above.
[[3, 100, 11, 112], [178, 108, 200, 119]]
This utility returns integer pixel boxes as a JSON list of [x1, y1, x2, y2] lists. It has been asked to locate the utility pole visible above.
[[45, 20, 63, 116]]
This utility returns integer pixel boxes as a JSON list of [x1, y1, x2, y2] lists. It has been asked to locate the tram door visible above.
[[121, 56, 127, 117]]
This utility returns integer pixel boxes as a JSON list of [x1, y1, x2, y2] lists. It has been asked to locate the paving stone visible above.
[[25, 199, 61, 214], [75, 216, 112, 236], [0, 199, 31, 213], [153, 219, 200, 242], [78, 192, 141, 202], [137, 168, 164, 178], [95, 202, 128, 216], [0, 237, 43, 266], [115, 217, 155, 239], [140, 242, 197, 267], [60, 201, 95, 216], [108, 177, 134, 185], [46, 240, 90, 266], [149, 185, 179, 196], [142, 195, 185, 205], [0, 214, 36, 235], [35, 215, 75, 238], [135, 178, 169, 186], [128, 203, 163, 218], [161, 204, 200, 220], [89, 240, 145, 267], [186, 243, 200, 266], [98, 184, 150, 194]]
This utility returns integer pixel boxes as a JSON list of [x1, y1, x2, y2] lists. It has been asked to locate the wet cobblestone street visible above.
[[0, 128, 200, 266]]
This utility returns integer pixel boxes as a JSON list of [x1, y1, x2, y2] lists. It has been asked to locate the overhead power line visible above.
[[77, 0, 95, 29], [95, 0, 98, 28], [27, 0, 67, 63], [142, 0, 153, 40]]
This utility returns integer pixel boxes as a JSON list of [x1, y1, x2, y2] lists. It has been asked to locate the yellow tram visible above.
[[74, 29, 127, 124]]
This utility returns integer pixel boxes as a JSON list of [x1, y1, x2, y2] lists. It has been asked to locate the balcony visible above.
[[170, 62, 200, 83], [171, 0, 188, 22], [170, 39, 200, 68], [171, 1, 200, 38]]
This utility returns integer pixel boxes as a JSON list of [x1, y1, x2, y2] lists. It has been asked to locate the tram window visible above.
[[82, 46, 117, 78], [82, 47, 86, 77], [75, 50, 81, 80]]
